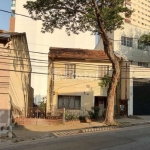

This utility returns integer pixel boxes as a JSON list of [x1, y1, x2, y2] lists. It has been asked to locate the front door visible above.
[[94, 96, 107, 116]]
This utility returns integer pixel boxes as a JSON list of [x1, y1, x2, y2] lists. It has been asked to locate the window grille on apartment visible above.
[[121, 36, 133, 47]]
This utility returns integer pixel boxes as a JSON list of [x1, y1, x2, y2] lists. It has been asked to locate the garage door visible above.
[[133, 80, 150, 115]]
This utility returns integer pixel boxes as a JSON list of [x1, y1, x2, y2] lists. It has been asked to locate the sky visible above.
[[0, 0, 12, 30]]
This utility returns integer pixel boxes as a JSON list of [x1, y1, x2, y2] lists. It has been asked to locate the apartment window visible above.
[[58, 95, 81, 109], [138, 40, 148, 51], [98, 65, 109, 78], [121, 36, 133, 47], [65, 64, 76, 79], [138, 62, 149, 68]]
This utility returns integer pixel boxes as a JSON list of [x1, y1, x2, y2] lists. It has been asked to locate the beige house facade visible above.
[[0, 30, 33, 127], [47, 47, 130, 117]]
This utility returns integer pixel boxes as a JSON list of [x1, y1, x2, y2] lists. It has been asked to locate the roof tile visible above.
[[49, 47, 109, 60]]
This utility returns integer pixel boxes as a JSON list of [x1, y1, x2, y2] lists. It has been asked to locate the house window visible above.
[[138, 40, 148, 51], [138, 62, 149, 68], [58, 95, 81, 109], [98, 65, 109, 78], [121, 36, 133, 47], [65, 64, 76, 79]]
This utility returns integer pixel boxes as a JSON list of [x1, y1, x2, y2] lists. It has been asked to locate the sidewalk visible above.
[[1, 116, 150, 145]]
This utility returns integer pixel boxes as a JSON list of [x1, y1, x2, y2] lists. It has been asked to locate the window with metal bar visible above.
[[98, 65, 109, 78], [121, 36, 133, 47], [65, 64, 76, 79], [58, 95, 81, 109]]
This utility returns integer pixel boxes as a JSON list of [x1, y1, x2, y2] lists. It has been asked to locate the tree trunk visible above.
[[92, 0, 121, 125], [103, 42, 120, 125]]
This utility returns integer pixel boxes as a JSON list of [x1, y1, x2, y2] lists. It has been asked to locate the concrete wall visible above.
[[0, 33, 32, 127], [114, 24, 150, 64], [13, 0, 95, 97], [95, 24, 150, 65], [9, 34, 32, 117], [0, 43, 11, 127]]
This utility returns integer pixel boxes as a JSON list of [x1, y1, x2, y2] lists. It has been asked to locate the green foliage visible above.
[[24, 0, 133, 35], [98, 75, 111, 88], [65, 111, 79, 121], [38, 101, 46, 112], [139, 33, 150, 46], [88, 106, 100, 120], [98, 75, 120, 88]]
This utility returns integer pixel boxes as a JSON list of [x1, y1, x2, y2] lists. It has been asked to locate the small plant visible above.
[[65, 111, 78, 121], [98, 75, 120, 88], [98, 75, 111, 88], [88, 107, 100, 120]]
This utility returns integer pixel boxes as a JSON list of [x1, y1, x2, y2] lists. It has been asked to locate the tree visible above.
[[38, 97, 47, 112], [139, 33, 150, 46], [24, 0, 133, 125], [38, 101, 46, 112]]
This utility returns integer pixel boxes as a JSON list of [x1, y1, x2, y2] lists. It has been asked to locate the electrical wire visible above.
[[0, 47, 48, 55], [0, 9, 32, 19]]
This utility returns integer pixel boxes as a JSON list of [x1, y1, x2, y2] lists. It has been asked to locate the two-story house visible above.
[[47, 47, 130, 118]]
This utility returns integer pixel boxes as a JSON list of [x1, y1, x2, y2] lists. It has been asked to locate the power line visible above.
[[0, 54, 48, 62], [0, 9, 32, 19], [0, 47, 48, 55], [0, 61, 48, 68], [0, 67, 150, 78], [2, 54, 150, 72]]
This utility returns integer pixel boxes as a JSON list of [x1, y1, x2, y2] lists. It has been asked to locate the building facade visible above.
[[95, 0, 150, 116], [47, 47, 129, 117], [10, 0, 95, 98], [0, 30, 33, 127]]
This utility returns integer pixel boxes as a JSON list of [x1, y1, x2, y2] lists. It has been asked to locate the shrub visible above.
[[88, 106, 100, 120], [65, 111, 78, 121]]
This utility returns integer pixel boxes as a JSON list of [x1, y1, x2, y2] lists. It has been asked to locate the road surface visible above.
[[1, 125, 150, 150]]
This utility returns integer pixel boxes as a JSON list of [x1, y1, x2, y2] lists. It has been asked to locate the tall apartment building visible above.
[[128, 0, 150, 29], [95, 0, 150, 67], [10, 0, 95, 98]]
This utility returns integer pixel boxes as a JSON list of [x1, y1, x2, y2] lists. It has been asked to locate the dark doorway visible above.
[[133, 79, 150, 115], [94, 96, 107, 116], [119, 100, 128, 116], [94, 96, 107, 108]]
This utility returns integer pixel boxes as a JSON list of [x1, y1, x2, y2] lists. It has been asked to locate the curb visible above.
[[80, 126, 118, 133], [52, 122, 150, 137]]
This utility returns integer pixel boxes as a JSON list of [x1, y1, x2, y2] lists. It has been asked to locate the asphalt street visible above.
[[1, 125, 150, 150]]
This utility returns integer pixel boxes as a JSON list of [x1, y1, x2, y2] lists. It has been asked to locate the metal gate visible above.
[[133, 79, 150, 115]]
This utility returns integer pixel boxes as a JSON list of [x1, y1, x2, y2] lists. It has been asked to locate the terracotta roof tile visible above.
[[49, 47, 109, 60]]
